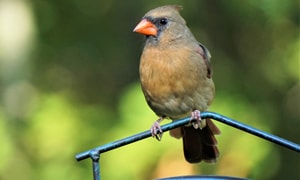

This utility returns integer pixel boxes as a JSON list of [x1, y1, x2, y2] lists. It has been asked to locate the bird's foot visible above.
[[190, 110, 206, 129], [150, 118, 163, 141]]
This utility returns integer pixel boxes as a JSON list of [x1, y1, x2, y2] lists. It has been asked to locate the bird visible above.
[[133, 5, 220, 163]]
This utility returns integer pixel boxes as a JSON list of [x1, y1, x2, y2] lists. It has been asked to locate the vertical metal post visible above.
[[89, 149, 100, 180]]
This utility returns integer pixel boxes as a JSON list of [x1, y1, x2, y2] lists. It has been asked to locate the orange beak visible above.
[[133, 19, 157, 36]]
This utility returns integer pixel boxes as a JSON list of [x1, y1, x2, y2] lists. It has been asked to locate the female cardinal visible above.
[[133, 5, 220, 163]]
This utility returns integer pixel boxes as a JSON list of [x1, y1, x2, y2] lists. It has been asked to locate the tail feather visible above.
[[181, 119, 220, 163]]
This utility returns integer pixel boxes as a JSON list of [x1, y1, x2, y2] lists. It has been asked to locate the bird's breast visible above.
[[139, 46, 214, 119]]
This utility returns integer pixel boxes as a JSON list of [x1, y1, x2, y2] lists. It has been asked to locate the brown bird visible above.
[[133, 5, 220, 163]]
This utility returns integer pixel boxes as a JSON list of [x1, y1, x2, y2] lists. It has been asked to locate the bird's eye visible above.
[[159, 18, 168, 25]]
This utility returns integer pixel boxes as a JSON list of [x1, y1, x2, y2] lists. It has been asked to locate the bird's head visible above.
[[133, 5, 187, 46]]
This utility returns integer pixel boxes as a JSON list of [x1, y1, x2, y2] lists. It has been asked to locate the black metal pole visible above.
[[75, 112, 300, 179], [89, 149, 100, 180], [76, 112, 300, 162], [203, 112, 300, 152], [75, 113, 190, 161]]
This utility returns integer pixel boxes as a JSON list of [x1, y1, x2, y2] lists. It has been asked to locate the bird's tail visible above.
[[181, 118, 220, 163]]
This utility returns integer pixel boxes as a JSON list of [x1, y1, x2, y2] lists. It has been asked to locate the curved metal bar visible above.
[[76, 112, 299, 161], [75, 112, 300, 180]]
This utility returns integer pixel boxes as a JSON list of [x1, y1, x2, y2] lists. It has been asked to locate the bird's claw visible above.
[[190, 110, 206, 129], [150, 120, 163, 141]]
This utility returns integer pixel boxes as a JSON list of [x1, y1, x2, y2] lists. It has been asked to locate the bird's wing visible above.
[[198, 43, 212, 78]]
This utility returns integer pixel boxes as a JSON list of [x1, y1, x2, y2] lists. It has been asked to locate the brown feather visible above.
[[182, 124, 219, 163]]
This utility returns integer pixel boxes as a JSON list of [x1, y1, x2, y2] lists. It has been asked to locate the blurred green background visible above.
[[0, 0, 299, 179]]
